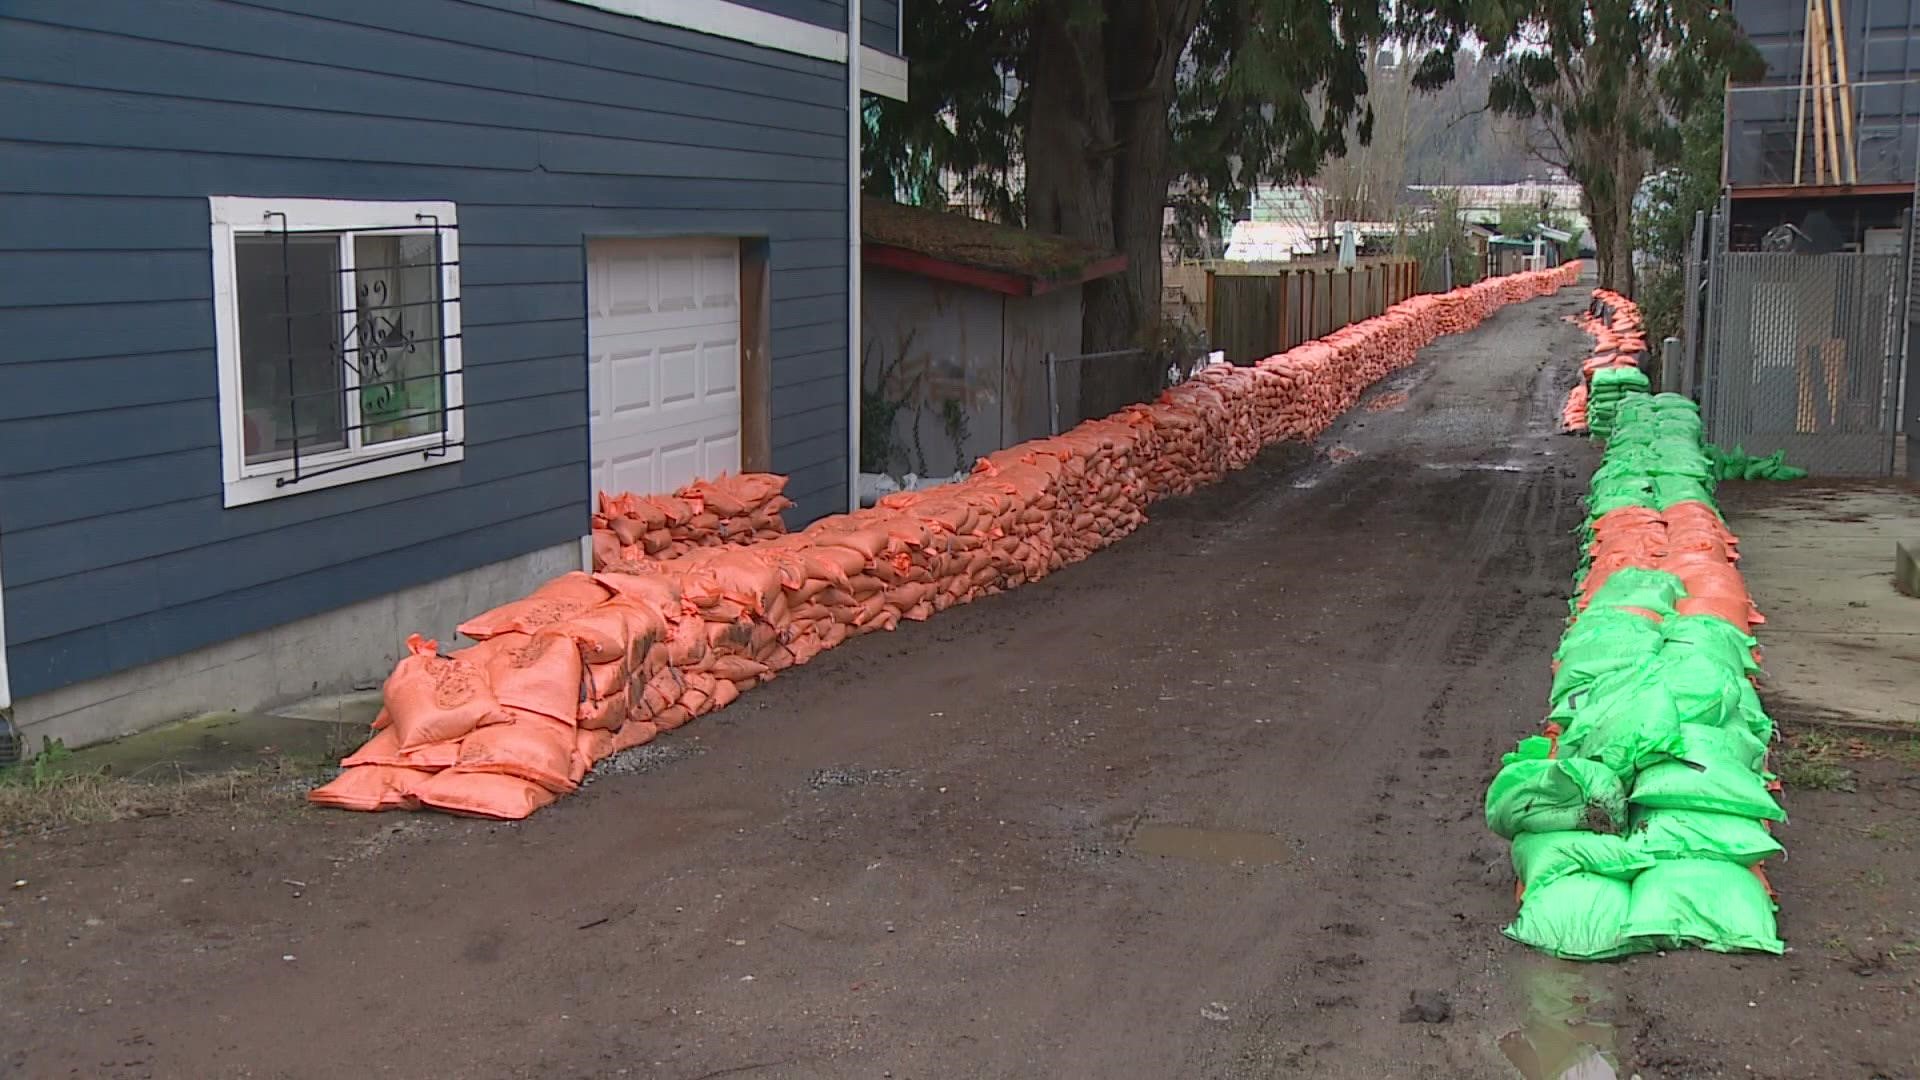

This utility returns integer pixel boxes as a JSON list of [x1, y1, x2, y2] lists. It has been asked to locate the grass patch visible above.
[[1775, 729, 1859, 792], [0, 742, 332, 837]]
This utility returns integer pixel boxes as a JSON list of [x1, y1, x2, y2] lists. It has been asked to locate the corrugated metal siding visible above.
[[0, 0, 853, 699], [1728, 0, 1920, 184], [1735, 0, 1920, 83], [733, 0, 899, 54]]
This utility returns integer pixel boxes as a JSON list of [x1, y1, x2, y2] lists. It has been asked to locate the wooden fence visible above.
[[1204, 256, 1423, 364]]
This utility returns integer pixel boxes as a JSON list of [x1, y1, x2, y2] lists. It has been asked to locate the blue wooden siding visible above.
[[0, 0, 856, 699], [733, 0, 901, 55]]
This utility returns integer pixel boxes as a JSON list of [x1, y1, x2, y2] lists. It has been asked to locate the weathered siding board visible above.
[[728, 0, 901, 55], [0, 0, 854, 698], [864, 0, 901, 53], [10, 505, 582, 696]]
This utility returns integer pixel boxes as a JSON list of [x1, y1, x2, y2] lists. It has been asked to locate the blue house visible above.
[[0, 0, 907, 751]]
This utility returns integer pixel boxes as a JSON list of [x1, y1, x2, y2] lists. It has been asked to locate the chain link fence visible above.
[[1699, 214, 1907, 475]]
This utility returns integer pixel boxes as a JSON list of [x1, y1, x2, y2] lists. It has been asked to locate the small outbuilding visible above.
[[860, 199, 1128, 484]]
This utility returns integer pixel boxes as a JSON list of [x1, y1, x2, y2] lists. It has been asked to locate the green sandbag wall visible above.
[[1485, 341, 1787, 960]]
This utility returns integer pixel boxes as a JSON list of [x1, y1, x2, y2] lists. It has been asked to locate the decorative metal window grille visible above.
[[242, 213, 464, 488]]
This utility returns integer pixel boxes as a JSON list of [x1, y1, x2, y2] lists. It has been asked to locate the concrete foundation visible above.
[[7, 541, 579, 755]]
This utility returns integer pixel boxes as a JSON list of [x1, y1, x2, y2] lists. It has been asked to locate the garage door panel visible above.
[[609, 347, 656, 414], [704, 337, 740, 396], [657, 341, 700, 408], [587, 237, 742, 502], [702, 430, 741, 480]]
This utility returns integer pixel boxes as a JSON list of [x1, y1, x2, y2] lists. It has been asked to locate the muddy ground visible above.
[[5, 289, 1919, 1079]]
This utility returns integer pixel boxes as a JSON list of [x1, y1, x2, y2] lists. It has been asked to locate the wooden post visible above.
[[1829, 0, 1858, 183], [1274, 272, 1287, 354], [1795, 0, 1814, 185], [1205, 269, 1217, 348], [1278, 270, 1292, 351], [1811, 0, 1838, 182]]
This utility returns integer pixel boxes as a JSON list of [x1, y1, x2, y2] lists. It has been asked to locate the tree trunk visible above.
[[1023, 0, 1203, 420]]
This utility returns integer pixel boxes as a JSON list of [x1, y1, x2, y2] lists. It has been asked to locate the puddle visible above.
[[1129, 825, 1289, 865], [1499, 963, 1619, 1080], [1419, 461, 1529, 473]]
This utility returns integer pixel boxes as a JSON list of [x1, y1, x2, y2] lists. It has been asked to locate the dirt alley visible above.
[[5, 288, 1918, 1079]]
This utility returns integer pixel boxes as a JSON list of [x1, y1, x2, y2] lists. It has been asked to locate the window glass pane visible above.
[[236, 235, 345, 463], [353, 233, 445, 445]]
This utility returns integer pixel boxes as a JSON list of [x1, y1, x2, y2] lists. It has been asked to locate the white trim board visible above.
[[207, 196, 467, 507], [0, 532, 11, 711], [562, 0, 910, 101]]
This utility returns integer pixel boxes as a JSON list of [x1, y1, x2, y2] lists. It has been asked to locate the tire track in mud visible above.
[[1189, 308, 1596, 1078]]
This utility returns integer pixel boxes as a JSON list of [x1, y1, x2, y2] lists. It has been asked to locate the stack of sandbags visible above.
[[315, 263, 1587, 821], [591, 473, 793, 570], [1586, 366, 1652, 439], [1561, 383, 1590, 432], [1488, 388, 1785, 962]]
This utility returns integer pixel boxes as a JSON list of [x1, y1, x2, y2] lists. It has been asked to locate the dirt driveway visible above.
[[5, 290, 1916, 1079]]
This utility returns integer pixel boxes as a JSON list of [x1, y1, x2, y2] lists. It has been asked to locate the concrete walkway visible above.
[[1721, 480, 1920, 728]]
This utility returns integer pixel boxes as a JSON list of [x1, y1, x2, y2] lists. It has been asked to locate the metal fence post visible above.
[[1661, 337, 1684, 394], [1044, 350, 1059, 437]]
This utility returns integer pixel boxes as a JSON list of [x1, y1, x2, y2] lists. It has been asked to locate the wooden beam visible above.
[[861, 245, 1129, 298], [1829, 0, 1859, 183], [1796, 0, 1814, 185], [1730, 181, 1915, 198]]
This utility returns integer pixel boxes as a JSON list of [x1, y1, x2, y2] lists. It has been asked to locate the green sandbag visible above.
[[1591, 368, 1650, 392], [1559, 667, 1688, 778], [1652, 475, 1717, 509], [1624, 859, 1784, 954], [1627, 807, 1783, 865], [1661, 614, 1760, 675], [1639, 651, 1741, 729], [1557, 608, 1666, 661], [1707, 444, 1809, 482], [1677, 721, 1769, 773], [1504, 871, 1648, 960], [1487, 751, 1630, 838], [1551, 612, 1665, 706], [1733, 692, 1776, 744], [1512, 830, 1657, 889], [1584, 567, 1686, 618], [1630, 757, 1786, 822]]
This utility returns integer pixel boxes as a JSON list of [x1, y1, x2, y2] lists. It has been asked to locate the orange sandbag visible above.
[[455, 710, 580, 794], [383, 634, 504, 751], [610, 719, 661, 753], [308, 764, 436, 811], [709, 655, 770, 683], [339, 725, 460, 771], [594, 570, 686, 616], [1675, 595, 1762, 628], [546, 599, 666, 665], [458, 573, 613, 639], [573, 727, 615, 777], [579, 689, 630, 731], [410, 770, 557, 820], [483, 630, 585, 724]]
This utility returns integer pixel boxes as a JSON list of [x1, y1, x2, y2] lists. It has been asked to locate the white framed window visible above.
[[209, 197, 464, 507]]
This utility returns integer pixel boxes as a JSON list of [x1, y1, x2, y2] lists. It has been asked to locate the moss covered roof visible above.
[[861, 197, 1125, 290]]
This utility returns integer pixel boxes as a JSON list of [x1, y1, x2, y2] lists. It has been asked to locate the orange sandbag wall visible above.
[[1561, 289, 1646, 433], [590, 474, 794, 569], [312, 263, 1583, 819]]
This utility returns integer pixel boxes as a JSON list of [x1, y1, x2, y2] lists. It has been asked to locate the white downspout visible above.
[[846, 0, 863, 511], [0, 534, 10, 711]]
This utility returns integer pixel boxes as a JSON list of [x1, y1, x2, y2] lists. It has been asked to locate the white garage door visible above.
[[587, 237, 742, 498]]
